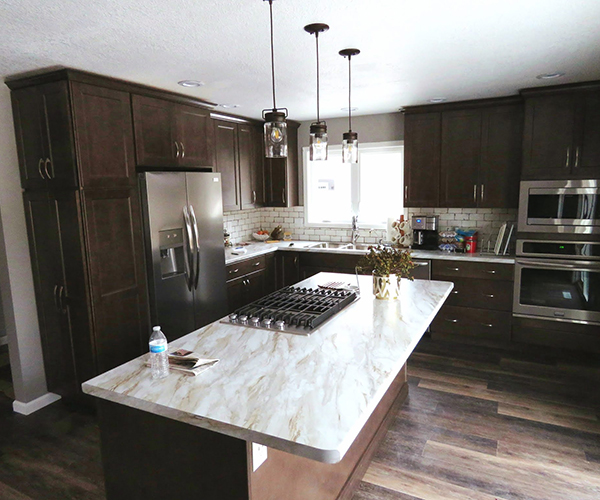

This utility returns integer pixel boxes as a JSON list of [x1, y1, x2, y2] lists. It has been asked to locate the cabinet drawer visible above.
[[432, 305, 511, 340], [432, 260, 513, 281], [445, 277, 513, 311], [226, 255, 265, 281]]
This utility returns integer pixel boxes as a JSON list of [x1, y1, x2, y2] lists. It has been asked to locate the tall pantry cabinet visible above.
[[8, 72, 149, 399]]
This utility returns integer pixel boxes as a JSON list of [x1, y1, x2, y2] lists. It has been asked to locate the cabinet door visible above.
[[265, 159, 287, 207], [175, 104, 214, 168], [71, 82, 136, 187], [574, 91, 600, 178], [253, 125, 265, 207], [12, 82, 77, 190], [238, 124, 255, 209], [404, 113, 441, 207], [23, 191, 78, 397], [479, 104, 523, 208], [81, 187, 148, 373], [276, 252, 300, 288], [440, 109, 482, 207], [522, 95, 576, 179], [132, 95, 177, 167], [214, 120, 240, 211], [226, 270, 265, 311]]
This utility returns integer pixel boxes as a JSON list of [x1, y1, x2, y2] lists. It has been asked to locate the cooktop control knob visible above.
[[238, 315, 248, 324], [228, 313, 238, 322], [262, 318, 273, 327], [250, 316, 260, 325], [275, 320, 286, 330]]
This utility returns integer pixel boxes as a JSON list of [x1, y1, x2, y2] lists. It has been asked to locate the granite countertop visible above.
[[225, 240, 515, 265], [82, 272, 453, 464]]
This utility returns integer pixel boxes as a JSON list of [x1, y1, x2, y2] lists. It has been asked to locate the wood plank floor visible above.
[[1, 339, 600, 499], [352, 338, 600, 500]]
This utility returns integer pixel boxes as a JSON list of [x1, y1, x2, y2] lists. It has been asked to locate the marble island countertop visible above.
[[82, 273, 453, 464], [225, 240, 515, 265]]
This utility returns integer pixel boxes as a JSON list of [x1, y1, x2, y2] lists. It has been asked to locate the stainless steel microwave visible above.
[[517, 180, 599, 234]]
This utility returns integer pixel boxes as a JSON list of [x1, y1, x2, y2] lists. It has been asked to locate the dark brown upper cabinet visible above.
[[521, 84, 600, 180], [132, 94, 214, 169], [264, 122, 299, 207], [213, 118, 264, 212], [11, 80, 77, 190], [71, 82, 137, 187], [404, 112, 441, 207], [404, 98, 523, 209]]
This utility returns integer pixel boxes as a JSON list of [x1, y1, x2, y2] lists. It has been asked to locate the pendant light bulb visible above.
[[339, 48, 360, 164], [305, 23, 329, 162], [262, 0, 288, 158]]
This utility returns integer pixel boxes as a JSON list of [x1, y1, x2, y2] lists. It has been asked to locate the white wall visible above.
[[0, 84, 48, 403], [297, 112, 404, 204]]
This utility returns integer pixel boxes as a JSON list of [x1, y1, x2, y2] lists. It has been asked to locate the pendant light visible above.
[[339, 48, 360, 163], [304, 23, 329, 161], [262, 0, 288, 158]]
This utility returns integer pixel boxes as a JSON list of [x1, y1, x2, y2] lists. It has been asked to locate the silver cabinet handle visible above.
[[293, 256, 298, 266], [486, 270, 496, 274], [44, 158, 53, 179], [252, 190, 257, 204], [180, 142, 185, 159], [452, 290, 459, 294], [229, 268, 239, 274], [447, 267, 460, 272], [59, 286, 66, 313], [482, 323, 494, 328], [445, 318, 458, 323], [38, 158, 46, 179], [175, 141, 181, 158], [282, 188, 286, 204], [53, 285, 60, 311], [253, 262, 260, 267], [481, 184, 484, 202], [414, 262, 429, 266], [473, 184, 477, 203], [405, 185, 408, 200], [566, 147, 570, 168], [575, 146, 579, 168], [484, 294, 495, 298]]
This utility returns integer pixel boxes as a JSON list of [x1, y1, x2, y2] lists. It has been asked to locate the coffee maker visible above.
[[412, 215, 439, 250]]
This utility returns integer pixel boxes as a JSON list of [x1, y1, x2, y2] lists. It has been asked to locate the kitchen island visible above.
[[83, 273, 453, 500]]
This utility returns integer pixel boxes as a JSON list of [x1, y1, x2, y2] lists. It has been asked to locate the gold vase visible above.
[[372, 274, 400, 300]]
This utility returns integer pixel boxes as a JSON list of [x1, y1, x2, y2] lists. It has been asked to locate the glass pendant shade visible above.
[[264, 110, 288, 158], [342, 131, 358, 164], [309, 122, 328, 161]]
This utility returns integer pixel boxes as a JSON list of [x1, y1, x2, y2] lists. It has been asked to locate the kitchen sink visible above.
[[307, 242, 372, 251]]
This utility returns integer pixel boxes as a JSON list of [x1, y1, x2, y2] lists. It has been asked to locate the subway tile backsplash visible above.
[[224, 207, 517, 250]]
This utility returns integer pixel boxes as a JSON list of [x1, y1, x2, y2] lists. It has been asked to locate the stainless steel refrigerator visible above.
[[139, 171, 228, 340]]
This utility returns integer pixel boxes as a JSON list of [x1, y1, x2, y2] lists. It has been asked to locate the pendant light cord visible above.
[[348, 54, 352, 132], [315, 32, 320, 123], [269, 0, 277, 110]]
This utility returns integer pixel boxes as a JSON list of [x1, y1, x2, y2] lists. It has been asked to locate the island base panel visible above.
[[96, 364, 407, 500], [97, 400, 250, 500], [249, 365, 408, 500]]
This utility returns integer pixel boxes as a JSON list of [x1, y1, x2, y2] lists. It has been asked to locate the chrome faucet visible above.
[[351, 215, 359, 245]]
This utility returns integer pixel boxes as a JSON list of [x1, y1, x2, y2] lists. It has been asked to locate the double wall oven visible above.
[[514, 180, 600, 326]]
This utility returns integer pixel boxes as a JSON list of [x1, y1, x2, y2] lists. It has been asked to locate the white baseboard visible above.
[[13, 392, 61, 415]]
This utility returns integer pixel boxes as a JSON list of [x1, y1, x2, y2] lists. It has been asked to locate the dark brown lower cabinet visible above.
[[96, 366, 408, 500], [23, 187, 148, 398], [512, 316, 600, 353], [430, 260, 513, 344], [227, 270, 265, 312]]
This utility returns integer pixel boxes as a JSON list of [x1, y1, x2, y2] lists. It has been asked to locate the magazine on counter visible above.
[[146, 349, 219, 376]]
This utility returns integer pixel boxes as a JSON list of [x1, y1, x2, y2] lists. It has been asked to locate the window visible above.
[[303, 141, 404, 228]]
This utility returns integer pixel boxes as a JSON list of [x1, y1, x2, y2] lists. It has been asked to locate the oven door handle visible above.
[[516, 258, 600, 270]]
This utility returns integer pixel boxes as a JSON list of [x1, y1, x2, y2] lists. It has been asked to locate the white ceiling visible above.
[[2, 0, 600, 121]]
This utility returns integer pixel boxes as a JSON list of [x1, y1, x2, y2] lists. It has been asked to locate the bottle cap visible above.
[[153, 326, 161, 331]]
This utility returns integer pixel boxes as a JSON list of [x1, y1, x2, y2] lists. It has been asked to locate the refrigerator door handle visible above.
[[182, 206, 194, 291], [188, 204, 201, 290]]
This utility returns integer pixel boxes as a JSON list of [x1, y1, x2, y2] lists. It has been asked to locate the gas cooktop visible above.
[[222, 285, 359, 335]]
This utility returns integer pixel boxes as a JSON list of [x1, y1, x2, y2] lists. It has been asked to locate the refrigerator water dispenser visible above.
[[159, 228, 185, 278]]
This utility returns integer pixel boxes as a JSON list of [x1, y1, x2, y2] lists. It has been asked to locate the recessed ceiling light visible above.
[[178, 80, 205, 88], [219, 104, 240, 109], [536, 72, 565, 80], [428, 97, 446, 103], [341, 107, 358, 112]]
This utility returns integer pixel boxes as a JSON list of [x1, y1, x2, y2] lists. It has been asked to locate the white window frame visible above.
[[302, 140, 404, 229]]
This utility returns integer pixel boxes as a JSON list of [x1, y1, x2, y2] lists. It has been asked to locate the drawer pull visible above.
[[254, 262, 260, 266], [486, 270, 496, 274], [445, 318, 458, 323], [482, 323, 494, 328], [447, 267, 460, 272], [484, 294, 495, 298], [452, 290, 459, 294], [229, 268, 239, 274]]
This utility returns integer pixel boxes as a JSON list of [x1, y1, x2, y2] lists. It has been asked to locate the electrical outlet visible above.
[[252, 442, 268, 471]]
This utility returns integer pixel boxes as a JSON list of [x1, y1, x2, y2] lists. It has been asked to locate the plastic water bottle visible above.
[[149, 326, 169, 379]]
